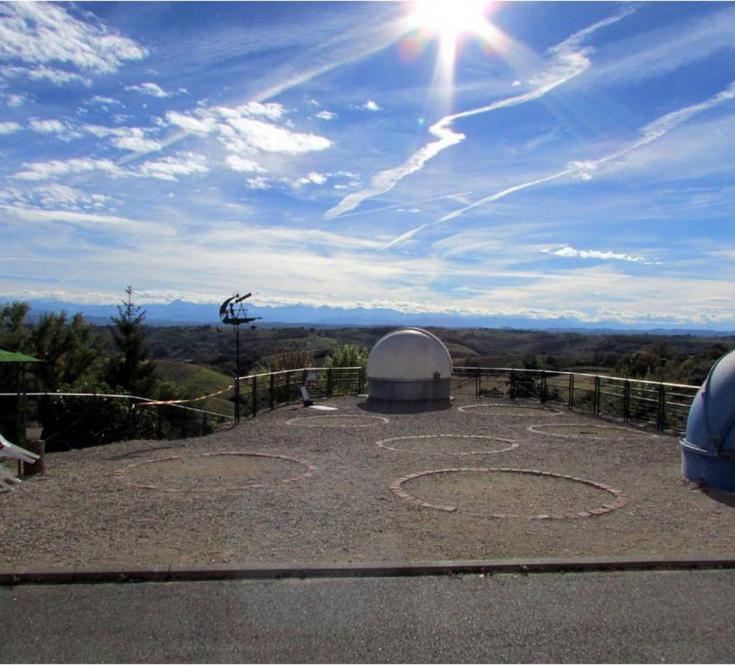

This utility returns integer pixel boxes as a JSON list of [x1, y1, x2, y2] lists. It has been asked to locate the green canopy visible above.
[[0, 349, 40, 363]]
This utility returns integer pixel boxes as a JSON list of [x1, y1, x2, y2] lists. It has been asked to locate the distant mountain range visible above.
[[5, 297, 734, 336]]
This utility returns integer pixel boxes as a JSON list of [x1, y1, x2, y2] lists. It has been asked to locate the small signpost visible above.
[[219, 292, 261, 423]]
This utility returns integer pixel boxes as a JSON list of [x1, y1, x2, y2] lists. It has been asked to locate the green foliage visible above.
[[106, 286, 156, 396], [32, 312, 102, 390], [0, 302, 32, 353], [324, 344, 368, 368]]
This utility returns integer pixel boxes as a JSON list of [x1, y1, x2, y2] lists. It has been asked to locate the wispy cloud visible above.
[[125, 82, 172, 98], [324, 7, 636, 220], [137, 152, 208, 181], [0, 3, 146, 74], [542, 245, 649, 264], [314, 109, 337, 120], [0, 121, 21, 135], [386, 79, 735, 248], [11, 157, 125, 181]]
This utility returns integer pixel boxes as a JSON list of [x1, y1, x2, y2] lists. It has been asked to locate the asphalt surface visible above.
[[2, 569, 733, 663]]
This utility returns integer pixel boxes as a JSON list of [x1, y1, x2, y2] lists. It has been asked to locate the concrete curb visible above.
[[3, 555, 735, 586]]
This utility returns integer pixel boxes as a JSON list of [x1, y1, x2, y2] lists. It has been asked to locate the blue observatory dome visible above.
[[681, 349, 735, 491]]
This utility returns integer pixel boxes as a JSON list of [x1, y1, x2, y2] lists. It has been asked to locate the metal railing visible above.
[[452, 367, 699, 433], [233, 366, 365, 422], [1, 365, 698, 447]]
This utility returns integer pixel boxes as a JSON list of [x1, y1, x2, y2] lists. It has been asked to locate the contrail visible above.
[[384, 79, 735, 249], [332, 191, 472, 219], [324, 8, 637, 221]]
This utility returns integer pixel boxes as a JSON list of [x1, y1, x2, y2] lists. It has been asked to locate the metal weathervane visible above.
[[219, 292, 261, 422]]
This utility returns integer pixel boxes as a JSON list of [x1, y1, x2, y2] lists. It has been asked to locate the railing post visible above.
[[594, 376, 601, 415], [359, 366, 366, 394], [127, 401, 134, 439], [568, 374, 574, 410], [327, 367, 333, 397], [623, 379, 631, 421], [202, 411, 208, 435], [540, 370, 547, 403], [252, 376, 258, 417], [286, 371, 291, 404], [657, 383, 666, 431], [476, 369, 480, 399], [233, 375, 240, 424], [270, 372, 275, 410], [509, 370, 516, 399], [157, 407, 163, 438]]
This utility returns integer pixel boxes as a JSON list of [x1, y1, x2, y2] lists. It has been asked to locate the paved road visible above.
[[2, 569, 734, 662]]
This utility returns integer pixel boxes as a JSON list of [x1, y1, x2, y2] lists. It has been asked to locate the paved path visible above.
[[2, 569, 733, 662]]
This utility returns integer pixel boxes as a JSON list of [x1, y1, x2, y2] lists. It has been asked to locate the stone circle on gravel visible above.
[[527, 423, 656, 439], [458, 403, 563, 417], [115, 451, 316, 492], [285, 414, 389, 428], [376, 434, 519, 456], [391, 467, 627, 519]]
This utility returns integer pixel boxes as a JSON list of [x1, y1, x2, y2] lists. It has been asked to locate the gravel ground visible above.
[[2, 396, 734, 569]]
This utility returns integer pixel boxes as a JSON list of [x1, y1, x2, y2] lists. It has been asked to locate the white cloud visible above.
[[222, 116, 332, 154], [324, 8, 635, 220], [0, 121, 21, 135], [87, 95, 121, 106], [542, 246, 648, 264], [137, 152, 208, 181], [26, 65, 91, 86], [216, 101, 286, 121], [6, 93, 27, 107], [295, 171, 328, 186], [28, 118, 80, 139], [361, 100, 382, 112], [106, 127, 161, 152], [245, 176, 270, 190], [12, 157, 124, 181], [224, 155, 266, 173], [0, 3, 147, 74], [166, 110, 217, 134], [315, 110, 337, 120], [125, 82, 173, 98]]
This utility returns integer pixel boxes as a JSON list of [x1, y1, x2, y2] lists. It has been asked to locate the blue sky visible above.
[[1, 1, 734, 327]]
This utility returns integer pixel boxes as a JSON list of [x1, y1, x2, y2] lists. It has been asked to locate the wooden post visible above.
[[623, 380, 631, 421], [252, 376, 258, 417], [657, 383, 666, 431], [594, 376, 601, 415], [327, 368, 333, 397], [568, 374, 574, 410], [270, 372, 275, 410], [286, 372, 291, 404]]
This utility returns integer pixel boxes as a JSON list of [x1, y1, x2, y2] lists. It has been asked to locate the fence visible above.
[[452, 367, 698, 433], [1, 366, 698, 447], [233, 366, 365, 421]]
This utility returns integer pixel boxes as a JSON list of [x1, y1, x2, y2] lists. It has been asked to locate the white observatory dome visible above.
[[366, 328, 452, 403], [681, 348, 735, 491], [367, 328, 452, 380]]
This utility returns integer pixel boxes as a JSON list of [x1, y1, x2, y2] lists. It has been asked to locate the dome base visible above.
[[681, 439, 735, 492], [368, 377, 450, 402]]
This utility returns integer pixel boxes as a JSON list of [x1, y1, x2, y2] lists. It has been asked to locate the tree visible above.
[[324, 344, 369, 368], [32, 312, 101, 390], [0, 302, 32, 353], [106, 286, 156, 396]]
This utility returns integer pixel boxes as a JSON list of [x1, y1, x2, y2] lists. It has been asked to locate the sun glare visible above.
[[403, 1, 504, 110], [409, 0, 492, 40]]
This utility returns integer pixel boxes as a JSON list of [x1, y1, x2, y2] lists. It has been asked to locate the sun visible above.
[[408, 0, 493, 41], [403, 1, 502, 109]]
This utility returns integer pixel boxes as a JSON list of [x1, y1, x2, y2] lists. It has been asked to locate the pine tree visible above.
[[106, 286, 156, 395]]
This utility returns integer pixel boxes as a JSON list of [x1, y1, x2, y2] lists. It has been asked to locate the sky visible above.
[[1, 1, 735, 328]]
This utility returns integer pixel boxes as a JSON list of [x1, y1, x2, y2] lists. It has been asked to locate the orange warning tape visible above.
[[134, 385, 233, 408]]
